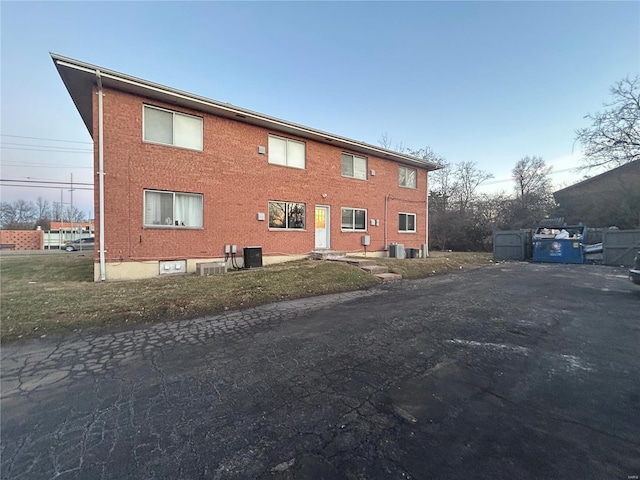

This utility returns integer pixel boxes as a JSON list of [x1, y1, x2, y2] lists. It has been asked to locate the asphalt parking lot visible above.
[[1, 262, 639, 479]]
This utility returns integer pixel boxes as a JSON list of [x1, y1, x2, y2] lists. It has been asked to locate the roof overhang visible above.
[[51, 53, 440, 171]]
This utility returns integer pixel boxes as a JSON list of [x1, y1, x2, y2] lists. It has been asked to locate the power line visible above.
[[0, 178, 93, 186], [1, 142, 93, 151], [479, 167, 581, 186], [1, 146, 93, 154], [0, 184, 93, 191], [0, 134, 92, 144], [1, 163, 93, 169]]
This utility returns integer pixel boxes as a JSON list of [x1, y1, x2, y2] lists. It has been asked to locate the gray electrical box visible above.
[[361, 235, 370, 246], [389, 243, 404, 258]]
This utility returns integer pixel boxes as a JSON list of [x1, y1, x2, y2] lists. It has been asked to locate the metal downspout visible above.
[[97, 71, 106, 281], [384, 194, 390, 251], [425, 173, 429, 257]]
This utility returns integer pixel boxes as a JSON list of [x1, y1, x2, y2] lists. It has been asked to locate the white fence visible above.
[[43, 231, 94, 249]]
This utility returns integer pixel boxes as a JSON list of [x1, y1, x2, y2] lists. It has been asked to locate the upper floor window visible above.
[[143, 105, 203, 151], [268, 135, 306, 169], [144, 190, 203, 228], [341, 207, 367, 231], [268, 201, 306, 229], [398, 213, 416, 232], [341, 153, 367, 180], [399, 166, 417, 189]]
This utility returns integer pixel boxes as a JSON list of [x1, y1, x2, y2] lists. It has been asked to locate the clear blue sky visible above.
[[1, 1, 639, 217]]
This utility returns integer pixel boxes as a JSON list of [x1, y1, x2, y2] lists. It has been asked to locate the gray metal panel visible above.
[[493, 230, 532, 261], [602, 230, 640, 266]]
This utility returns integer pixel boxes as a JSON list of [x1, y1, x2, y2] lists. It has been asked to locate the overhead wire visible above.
[[0, 134, 92, 144]]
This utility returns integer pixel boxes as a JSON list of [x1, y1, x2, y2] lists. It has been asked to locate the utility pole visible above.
[[70, 173, 74, 241]]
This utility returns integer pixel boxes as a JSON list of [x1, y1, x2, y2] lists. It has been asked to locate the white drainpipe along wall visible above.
[[96, 71, 106, 281]]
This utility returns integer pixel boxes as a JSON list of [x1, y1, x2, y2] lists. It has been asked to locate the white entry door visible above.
[[315, 206, 330, 249]]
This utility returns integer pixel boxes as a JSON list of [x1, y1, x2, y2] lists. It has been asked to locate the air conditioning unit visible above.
[[243, 246, 263, 268], [389, 243, 404, 258], [196, 262, 227, 276]]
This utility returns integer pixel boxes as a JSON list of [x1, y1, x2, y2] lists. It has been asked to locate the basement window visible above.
[[144, 190, 203, 228], [143, 105, 203, 151]]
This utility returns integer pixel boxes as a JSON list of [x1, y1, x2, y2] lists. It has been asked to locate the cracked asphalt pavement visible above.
[[2, 262, 639, 479]]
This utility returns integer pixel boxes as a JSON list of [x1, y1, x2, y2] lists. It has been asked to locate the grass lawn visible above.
[[0, 251, 491, 343]]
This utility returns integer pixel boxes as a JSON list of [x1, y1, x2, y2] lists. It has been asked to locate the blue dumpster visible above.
[[532, 225, 586, 264]]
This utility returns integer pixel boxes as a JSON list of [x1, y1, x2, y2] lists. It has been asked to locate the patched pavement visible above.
[[1, 262, 639, 479]]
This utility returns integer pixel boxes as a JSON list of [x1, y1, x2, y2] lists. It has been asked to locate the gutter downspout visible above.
[[425, 172, 429, 258], [96, 71, 106, 281], [384, 194, 390, 251]]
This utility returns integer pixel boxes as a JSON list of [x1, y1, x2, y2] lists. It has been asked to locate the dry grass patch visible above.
[[372, 251, 492, 279], [1, 254, 377, 343], [1, 251, 492, 343]]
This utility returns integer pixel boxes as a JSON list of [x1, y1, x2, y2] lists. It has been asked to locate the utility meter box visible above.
[[361, 235, 370, 246]]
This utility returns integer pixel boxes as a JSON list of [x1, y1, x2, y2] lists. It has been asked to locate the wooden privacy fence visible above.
[[493, 228, 640, 266], [493, 230, 533, 261], [602, 229, 640, 267]]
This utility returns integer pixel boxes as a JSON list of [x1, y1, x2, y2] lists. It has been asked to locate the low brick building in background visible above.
[[0, 230, 44, 251], [52, 54, 439, 281], [554, 160, 640, 229]]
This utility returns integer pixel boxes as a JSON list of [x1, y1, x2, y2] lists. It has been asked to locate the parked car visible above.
[[630, 251, 640, 286], [63, 237, 95, 252]]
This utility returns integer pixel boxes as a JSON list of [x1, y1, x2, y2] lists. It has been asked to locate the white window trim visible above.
[[398, 212, 417, 233], [142, 104, 203, 151], [143, 189, 204, 229], [399, 166, 417, 189], [268, 134, 306, 170], [341, 152, 368, 180], [341, 207, 368, 232], [268, 201, 307, 231]]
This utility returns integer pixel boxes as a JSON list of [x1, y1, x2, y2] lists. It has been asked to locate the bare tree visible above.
[[451, 161, 493, 211], [507, 156, 554, 228], [51, 202, 64, 222], [576, 76, 640, 170], [64, 206, 86, 223], [512, 156, 552, 208], [0, 200, 37, 229], [34, 196, 52, 230], [35, 196, 51, 220], [378, 133, 406, 154]]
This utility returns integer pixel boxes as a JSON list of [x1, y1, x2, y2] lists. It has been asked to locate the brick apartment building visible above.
[[52, 54, 439, 281]]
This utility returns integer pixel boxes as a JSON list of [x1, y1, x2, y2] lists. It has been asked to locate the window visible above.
[[399, 213, 416, 232], [341, 208, 367, 231], [144, 190, 203, 228], [268, 135, 306, 169], [143, 105, 203, 151], [399, 166, 417, 188], [268, 201, 306, 229], [341, 153, 367, 180]]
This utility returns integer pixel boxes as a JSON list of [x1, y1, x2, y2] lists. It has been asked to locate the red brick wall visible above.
[[93, 87, 429, 263], [0, 230, 44, 250]]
